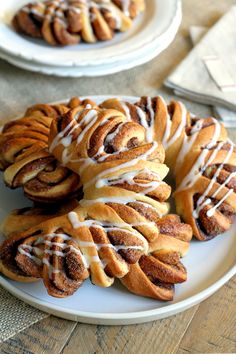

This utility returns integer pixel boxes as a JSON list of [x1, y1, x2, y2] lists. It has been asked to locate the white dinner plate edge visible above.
[[0, 10, 182, 77], [1, 263, 236, 324], [0, 0, 181, 67]]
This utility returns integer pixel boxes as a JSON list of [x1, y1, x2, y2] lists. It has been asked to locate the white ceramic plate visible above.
[[1, 95, 236, 325], [0, 8, 181, 77], [0, 0, 181, 67]]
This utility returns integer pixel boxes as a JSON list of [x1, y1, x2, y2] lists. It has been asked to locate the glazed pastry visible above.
[[0, 210, 189, 300], [0, 98, 96, 202], [3, 95, 233, 240], [0, 106, 192, 300], [49, 103, 192, 253], [101, 97, 236, 241], [13, 0, 145, 46], [121, 214, 191, 300], [49, 106, 192, 297]]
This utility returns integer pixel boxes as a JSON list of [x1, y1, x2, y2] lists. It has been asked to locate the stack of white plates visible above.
[[0, 0, 182, 77]]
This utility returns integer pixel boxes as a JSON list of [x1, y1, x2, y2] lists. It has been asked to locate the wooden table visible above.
[[2, 1, 236, 353]]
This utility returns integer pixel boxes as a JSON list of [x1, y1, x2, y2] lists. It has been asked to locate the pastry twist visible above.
[[101, 97, 236, 241], [1, 200, 79, 238], [0, 98, 95, 202], [13, 0, 145, 46], [0, 106, 192, 300]]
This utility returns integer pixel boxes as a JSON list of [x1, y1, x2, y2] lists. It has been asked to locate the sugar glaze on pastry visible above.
[[101, 97, 236, 241], [1, 95, 235, 301], [0, 105, 192, 300], [0, 98, 97, 202]]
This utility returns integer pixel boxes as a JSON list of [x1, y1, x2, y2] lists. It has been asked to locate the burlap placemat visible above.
[[0, 54, 213, 342], [0, 286, 49, 343]]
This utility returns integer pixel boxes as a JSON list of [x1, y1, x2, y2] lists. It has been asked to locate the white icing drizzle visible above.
[[91, 1, 122, 29], [105, 123, 124, 145], [95, 168, 162, 195], [120, 101, 132, 121], [207, 189, 234, 217], [146, 97, 155, 123], [21, 6, 31, 14], [176, 118, 221, 192], [120, 0, 130, 17], [45, 249, 65, 257], [43, 258, 60, 278], [96, 146, 128, 162], [175, 119, 204, 173], [211, 171, 236, 200], [49, 106, 98, 166], [135, 106, 148, 128], [18, 232, 103, 278], [143, 97, 155, 143], [68, 211, 149, 249], [68, 6, 81, 14], [68, 211, 155, 229], [131, 99, 155, 143], [18, 244, 43, 265], [162, 101, 187, 150], [55, 10, 64, 18], [169, 110, 235, 219], [84, 141, 158, 189], [193, 140, 234, 218], [76, 110, 98, 144], [162, 114, 171, 149]]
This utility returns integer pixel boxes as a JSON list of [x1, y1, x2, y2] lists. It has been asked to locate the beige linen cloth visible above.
[[188, 25, 236, 128], [0, 47, 213, 341], [165, 6, 236, 116], [0, 286, 48, 343]]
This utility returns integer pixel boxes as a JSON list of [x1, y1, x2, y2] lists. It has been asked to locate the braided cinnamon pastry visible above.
[[13, 0, 145, 46], [0, 98, 96, 202], [101, 97, 236, 241], [0, 106, 192, 300]]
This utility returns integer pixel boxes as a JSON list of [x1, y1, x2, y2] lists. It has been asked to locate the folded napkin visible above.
[[188, 25, 236, 128], [165, 6, 236, 121]]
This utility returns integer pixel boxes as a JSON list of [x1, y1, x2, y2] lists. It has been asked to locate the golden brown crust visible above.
[[121, 250, 186, 301], [0, 103, 192, 300], [0, 232, 40, 283], [2, 94, 235, 303], [47, 105, 192, 299], [101, 97, 236, 241], [0, 203, 148, 296], [174, 126, 236, 241], [0, 102, 93, 202]]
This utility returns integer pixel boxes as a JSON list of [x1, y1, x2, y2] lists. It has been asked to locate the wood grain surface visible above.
[[1, 0, 236, 353]]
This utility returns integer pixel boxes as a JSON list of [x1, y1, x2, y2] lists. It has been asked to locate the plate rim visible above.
[[0, 10, 182, 78], [1, 94, 236, 324], [0, 0, 181, 66], [1, 262, 236, 324]]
